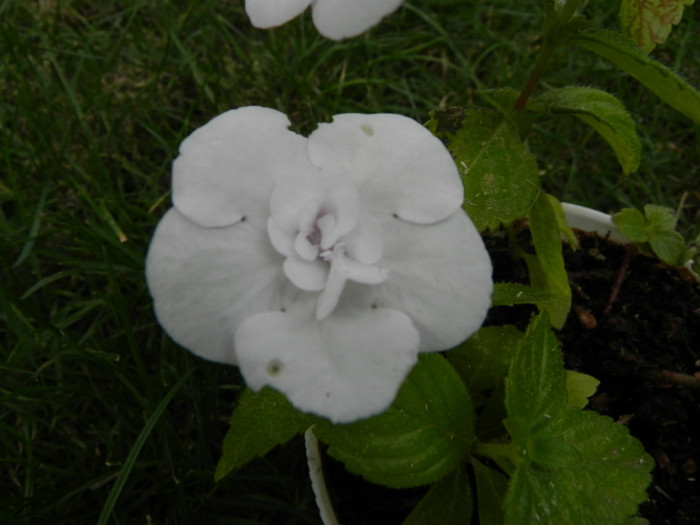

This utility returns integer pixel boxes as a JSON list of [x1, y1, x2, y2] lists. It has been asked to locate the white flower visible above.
[[245, 0, 404, 40], [146, 106, 492, 423]]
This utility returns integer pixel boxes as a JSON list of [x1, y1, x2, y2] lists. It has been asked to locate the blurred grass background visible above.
[[1, 0, 697, 523]]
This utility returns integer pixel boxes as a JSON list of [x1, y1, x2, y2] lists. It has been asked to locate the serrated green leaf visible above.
[[566, 370, 600, 408], [526, 193, 572, 328], [504, 410, 653, 525], [569, 29, 700, 123], [530, 431, 582, 469], [314, 354, 474, 489], [627, 518, 651, 525], [649, 229, 687, 265], [505, 312, 568, 447], [644, 204, 677, 231], [479, 88, 521, 113], [475, 382, 508, 441], [446, 325, 524, 398], [534, 87, 641, 174], [614, 205, 687, 264], [477, 88, 539, 136], [491, 283, 553, 307], [612, 208, 650, 242], [401, 467, 473, 525], [502, 315, 653, 524], [427, 108, 540, 231], [472, 458, 508, 525], [215, 388, 316, 481], [620, 0, 694, 53]]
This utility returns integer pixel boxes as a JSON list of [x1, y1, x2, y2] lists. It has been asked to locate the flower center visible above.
[[306, 218, 324, 247], [267, 176, 388, 320]]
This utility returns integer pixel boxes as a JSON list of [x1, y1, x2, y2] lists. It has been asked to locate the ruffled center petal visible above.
[[269, 175, 388, 320]]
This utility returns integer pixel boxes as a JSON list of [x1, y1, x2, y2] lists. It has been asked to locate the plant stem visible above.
[[473, 440, 521, 467], [513, 0, 584, 109], [513, 41, 557, 110]]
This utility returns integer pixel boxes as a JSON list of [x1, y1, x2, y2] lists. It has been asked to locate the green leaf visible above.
[[478, 88, 521, 113], [472, 458, 508, 525], [614, 205, 688, 265], [478, 88, 539, 136], [566, 370, 600, 408], [620, 0, 695, 53], [569, 29, 700, 123], [526, 193, 572, 328], [612, 207, 650, 242], [491, 283, 553, 307], [314, 354, 474, 488], [504, 409, 653, 525], [529, 431, 582, 469], [402, 467, 473, 525], [505, 312, 568, 448], [644, 203, 677, 231], [215, 388, 315, 481], [548, 194, 579, 249], [649, 229, 687, 265], [446, 325, 524, 398], [534, 87, 641, 174], [502, 314, 653, 524], [643, 204, 687, 264], [427, 108, 540, 231], [475, 382, 509, 441]]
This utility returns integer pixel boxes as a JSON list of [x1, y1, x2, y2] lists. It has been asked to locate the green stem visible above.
[[513, 41, 557, 110], [513, 0, 584, 109], [473, 440, 521, 467]]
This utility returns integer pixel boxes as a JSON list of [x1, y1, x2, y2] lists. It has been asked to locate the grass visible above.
[[0, 1, 698, 523]]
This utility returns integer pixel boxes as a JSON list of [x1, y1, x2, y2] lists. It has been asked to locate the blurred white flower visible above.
[[245, 0, 404, 40], [146, 106, 492, 422]]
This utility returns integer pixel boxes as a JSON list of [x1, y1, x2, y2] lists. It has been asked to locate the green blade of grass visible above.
[[96, 370, 194, 525]]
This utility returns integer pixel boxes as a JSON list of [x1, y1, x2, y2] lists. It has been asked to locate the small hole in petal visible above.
[[392, 213, 399, 219], [280, 307, 286, 312], [267, 359, 284, 376], [240, 216, 247, 222]]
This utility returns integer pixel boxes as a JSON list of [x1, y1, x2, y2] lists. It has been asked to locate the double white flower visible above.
[[146, 107, 492, 423], [245, 0, 404, 40]]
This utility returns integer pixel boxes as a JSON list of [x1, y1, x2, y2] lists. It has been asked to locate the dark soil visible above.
[[556, 231, 700, 525], [320, 230, 700, 525]]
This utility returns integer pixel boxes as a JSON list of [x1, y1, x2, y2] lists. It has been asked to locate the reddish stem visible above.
[[603, 248, 632, 315]]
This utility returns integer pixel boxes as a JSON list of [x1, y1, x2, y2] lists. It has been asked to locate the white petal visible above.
[[294, 232, 320, 261], [315, 213, 336, 248], [172, 106, 311, 228], [315, 253, 346, 320], [284, 256, 327, 291], [269, 176, 324, 232], [267, 217, 295, 256], [235, 301, 420, 423], [344, 207, 382, 264], [318, 178, 360, 249], [146, 208, 298, 365], [245, 0, 312, 28], [307, 113, 463, 224], [337, 253, 389, 285], [311, 0, 403, 40], [347, 210, 493, 352]]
